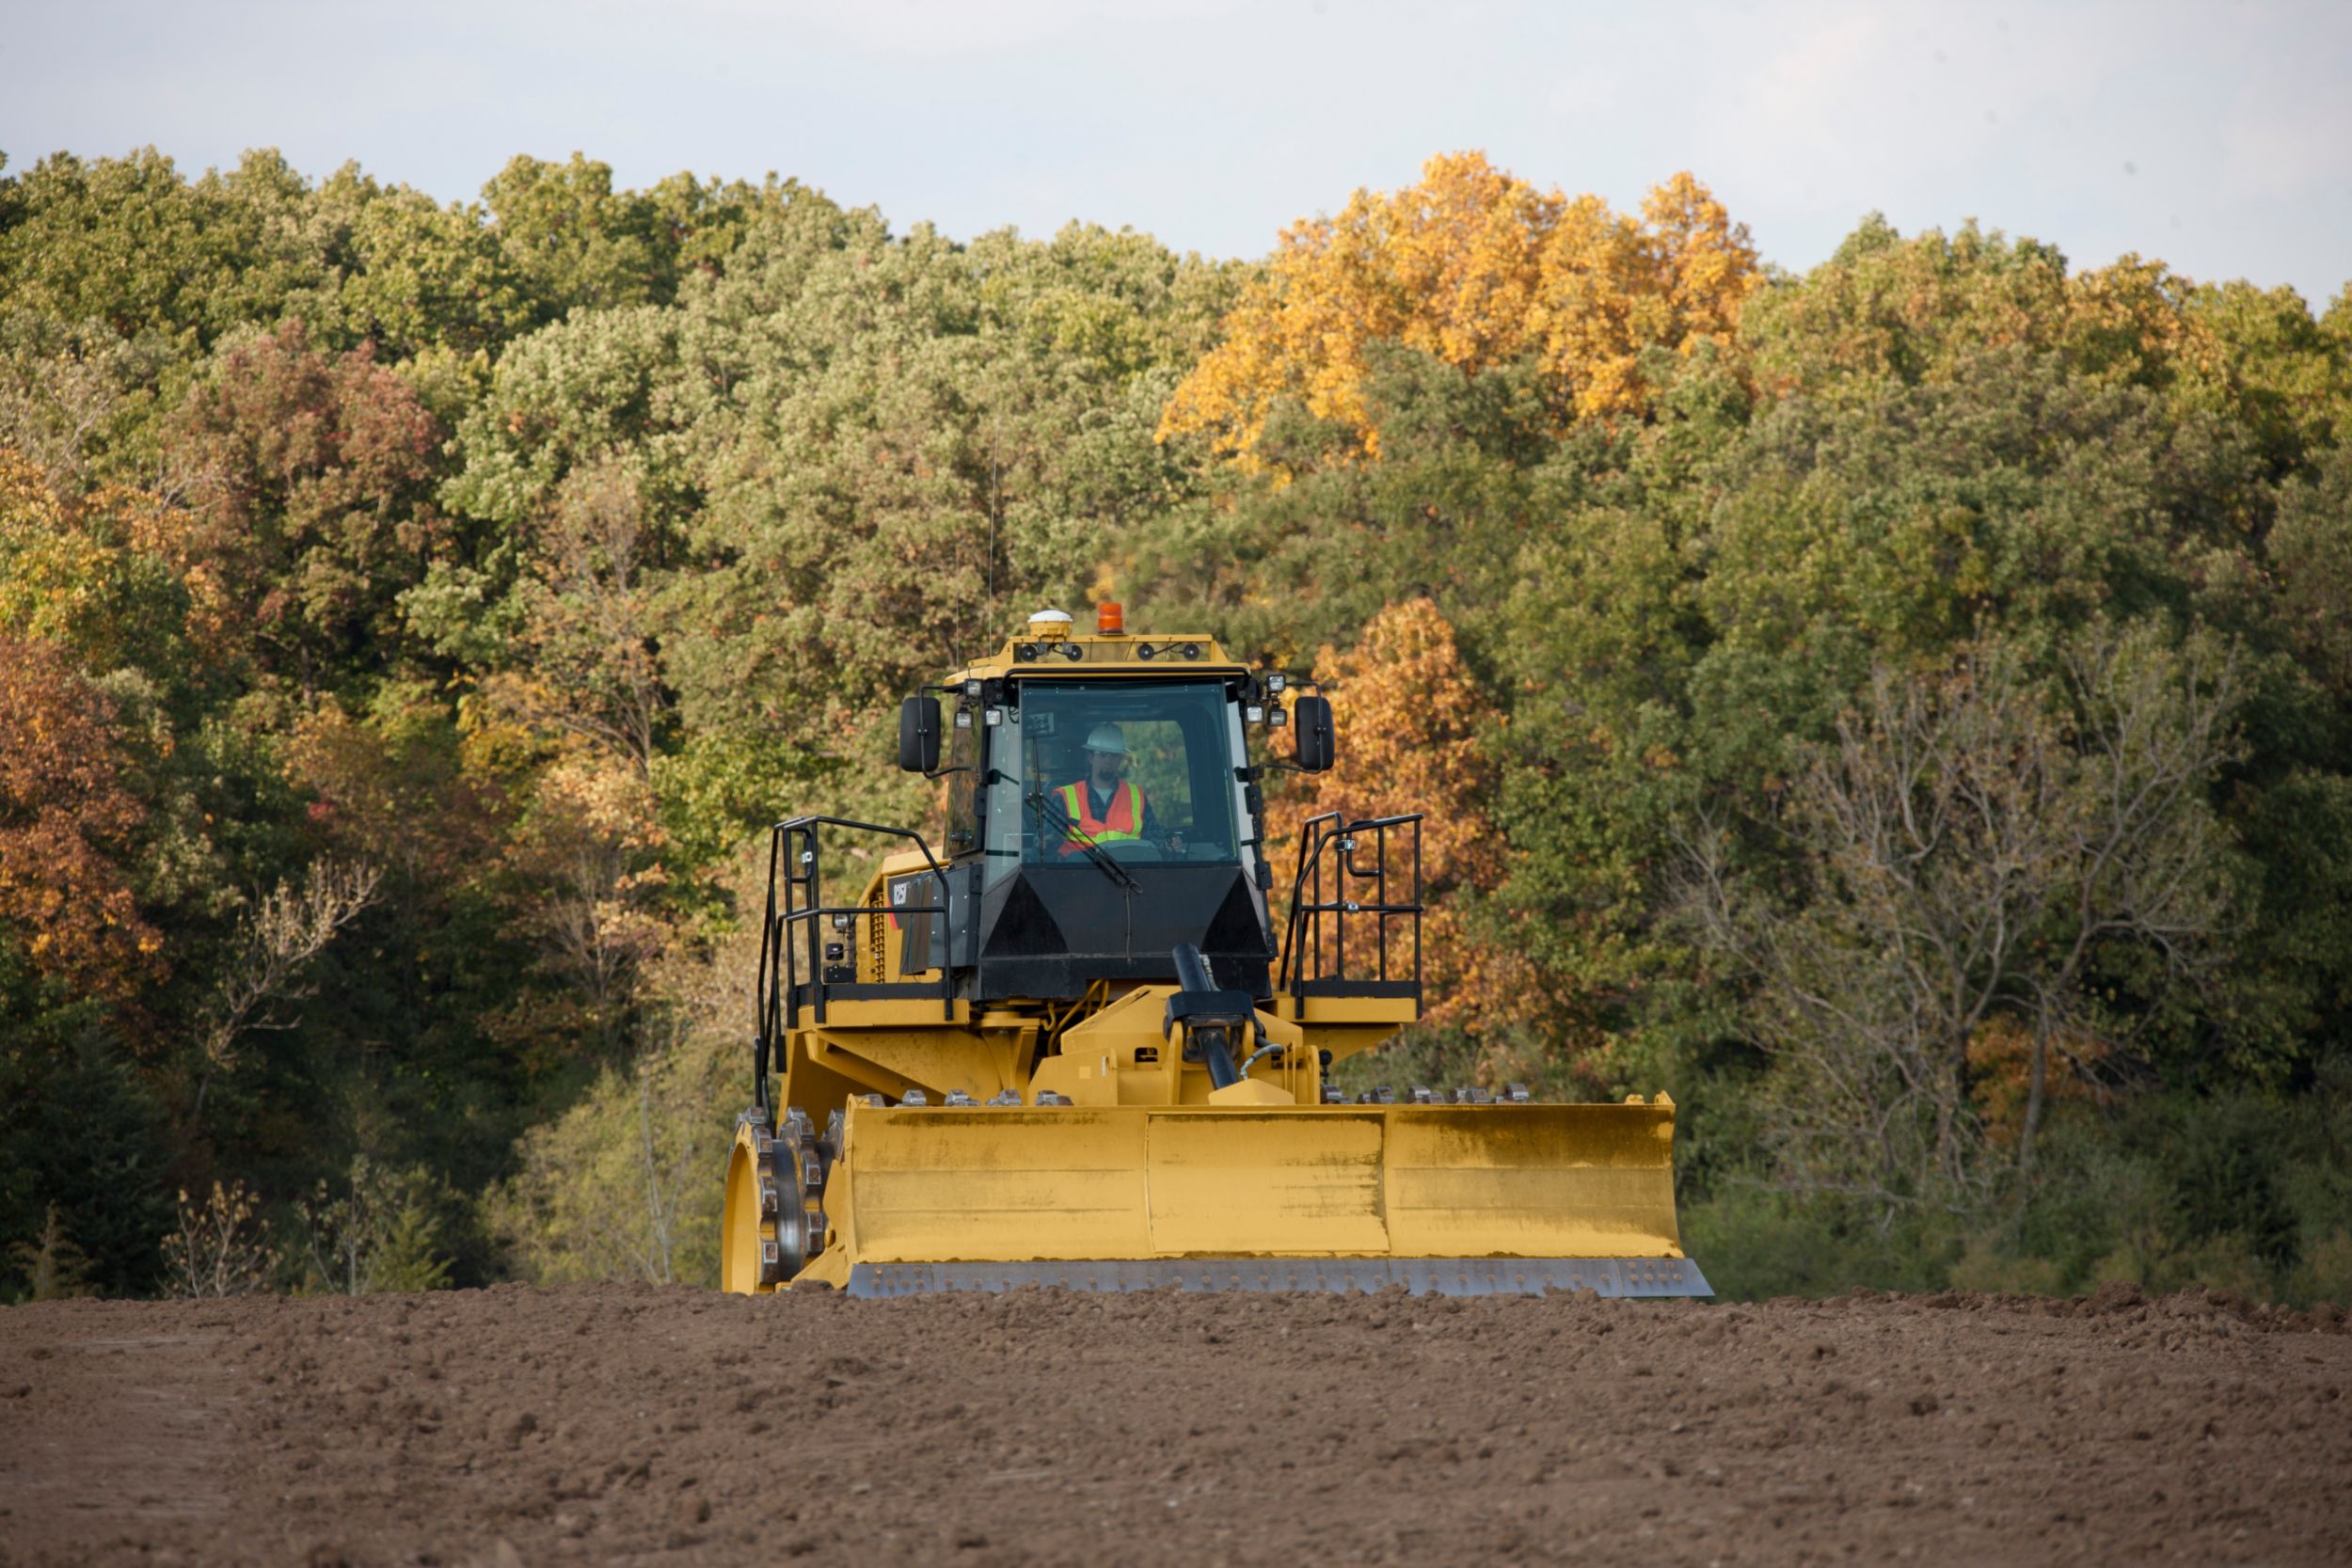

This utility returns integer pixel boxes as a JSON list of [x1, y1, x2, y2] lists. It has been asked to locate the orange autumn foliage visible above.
[[1966, 1017, 2115, 1148], [1269, 598, 1525, 1032], [0, 446, 234, 672], [1160, 153, 1760, 467], [0, 633, 162, 1003]]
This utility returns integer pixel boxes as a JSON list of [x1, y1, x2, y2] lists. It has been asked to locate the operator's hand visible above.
[[1165, 832, 1187, 856]]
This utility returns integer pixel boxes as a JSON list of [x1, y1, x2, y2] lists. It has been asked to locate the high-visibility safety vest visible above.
[[1056, 779, 1144, 854]]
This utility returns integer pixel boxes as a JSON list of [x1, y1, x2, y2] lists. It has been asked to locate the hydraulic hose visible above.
[[1169, 942, 1243, 1089], [1171, 942, 1217, 995]]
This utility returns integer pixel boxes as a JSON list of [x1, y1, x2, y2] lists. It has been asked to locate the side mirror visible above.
[[898, 695, 941, 773], [1294, 695, 1336, 772]]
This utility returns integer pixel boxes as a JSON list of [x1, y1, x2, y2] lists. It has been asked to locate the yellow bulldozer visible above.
[[722, 606, 1709, 1299]]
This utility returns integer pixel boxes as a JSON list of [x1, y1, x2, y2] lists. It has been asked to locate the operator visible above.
[[1057, 723, 1185, 857]]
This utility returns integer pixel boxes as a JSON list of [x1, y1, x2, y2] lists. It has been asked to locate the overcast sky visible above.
[[6, 0, 2347, 306]]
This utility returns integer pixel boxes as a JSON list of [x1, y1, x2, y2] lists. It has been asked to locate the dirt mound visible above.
[[5, 1283, 2347, 1566]]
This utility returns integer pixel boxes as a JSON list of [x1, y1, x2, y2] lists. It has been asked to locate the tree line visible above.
[[2, 146, 2346, 1303]]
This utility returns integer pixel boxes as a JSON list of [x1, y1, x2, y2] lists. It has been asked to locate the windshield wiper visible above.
[[1028, 789, 1141, 893]]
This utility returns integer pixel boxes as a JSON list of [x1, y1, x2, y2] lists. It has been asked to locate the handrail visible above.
[[752, 815, 954, 1115], [1277, 811, 1424, 1007]]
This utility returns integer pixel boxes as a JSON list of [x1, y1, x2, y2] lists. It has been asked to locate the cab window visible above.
[[981, 679, 1240, 880]]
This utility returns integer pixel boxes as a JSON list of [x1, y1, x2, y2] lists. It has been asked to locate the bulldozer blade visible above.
[[802, 1101, 1708, 1297]]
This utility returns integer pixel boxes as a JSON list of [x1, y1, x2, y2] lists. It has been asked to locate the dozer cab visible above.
[[722, 607, 1710, 1298]]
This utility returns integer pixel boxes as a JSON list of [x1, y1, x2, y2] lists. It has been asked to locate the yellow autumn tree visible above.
[[1269, 598, 1524, 1035], [1160, 153, 1759, 467]]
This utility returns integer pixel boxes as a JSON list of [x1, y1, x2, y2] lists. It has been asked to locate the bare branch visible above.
[[1679, 627, 2244, 1209], [201, 859, 384, 1072]]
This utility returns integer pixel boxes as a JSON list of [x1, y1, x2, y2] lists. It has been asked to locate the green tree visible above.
[[163, 318, 448, 692], [0, 149, 327, 352], [310, 165, 528, 358], [299, 1154, 453, 1293]]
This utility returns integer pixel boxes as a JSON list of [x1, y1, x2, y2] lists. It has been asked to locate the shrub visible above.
[[161, 1180, 281, 1297]]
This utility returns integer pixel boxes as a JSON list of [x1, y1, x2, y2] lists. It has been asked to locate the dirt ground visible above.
[[2, 1282, 2346, 1568]]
